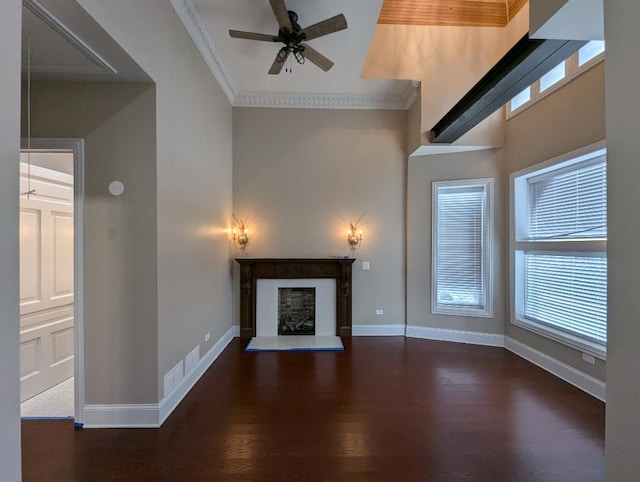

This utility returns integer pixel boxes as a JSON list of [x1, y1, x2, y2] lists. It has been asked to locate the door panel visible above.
[[51, 211, 74, 300], [19, 208, 42, 306], [20, 305, 74, 401], [20, 338, 40, 382], [19, 160, 74, 402]]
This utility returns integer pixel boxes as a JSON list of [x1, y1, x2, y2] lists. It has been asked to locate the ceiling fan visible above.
[[229, 0, 348, 75]]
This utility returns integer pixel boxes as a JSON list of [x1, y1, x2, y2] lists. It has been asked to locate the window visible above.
[[539, 62, 566, 92], [578, 41, 605, 67], [510, 87, 531, 111], [432, 179, 493, 317], [508, 40, 605, 116], [511, 144, 607, 358]]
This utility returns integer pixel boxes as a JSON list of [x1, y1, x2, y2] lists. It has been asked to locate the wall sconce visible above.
[[347, 223, 363, 251], [232, 222, 249, 250]]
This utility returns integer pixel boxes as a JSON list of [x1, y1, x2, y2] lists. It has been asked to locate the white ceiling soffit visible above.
[[171, 0, 417, 110], [530, 0, 604, 41], [22, 0, 151, 82], [410, 144, 495, 158]]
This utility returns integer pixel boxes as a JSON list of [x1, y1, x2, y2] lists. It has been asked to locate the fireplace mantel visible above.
[[235, 258, 355, 339]]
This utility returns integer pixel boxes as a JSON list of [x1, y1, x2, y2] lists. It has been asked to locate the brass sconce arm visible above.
[[347, 223, 363, 251], [232, 223, 249, 249]]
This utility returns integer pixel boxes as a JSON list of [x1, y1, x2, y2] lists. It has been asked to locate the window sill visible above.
[[512, 317, 606, 360], [433, 306, 493, 319]]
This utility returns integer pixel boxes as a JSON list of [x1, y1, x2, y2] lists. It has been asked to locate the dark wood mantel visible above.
[[236, 258, 355, 339]]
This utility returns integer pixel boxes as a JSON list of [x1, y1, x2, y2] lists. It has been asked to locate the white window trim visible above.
[[432, 178, 494, 318], [509, 141, 607, 359], [507, 44, 605, 119]]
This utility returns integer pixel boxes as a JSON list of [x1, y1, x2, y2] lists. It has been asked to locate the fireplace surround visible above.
[[236, 258, 355, 339]]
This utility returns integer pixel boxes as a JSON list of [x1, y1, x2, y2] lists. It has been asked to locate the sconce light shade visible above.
[[347, 223, 363, 251], [233, 222, 249, 250]]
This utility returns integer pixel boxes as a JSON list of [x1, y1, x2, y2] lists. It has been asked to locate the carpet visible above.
[[245, 335, 344, 352], [21, 376, 74, 419]]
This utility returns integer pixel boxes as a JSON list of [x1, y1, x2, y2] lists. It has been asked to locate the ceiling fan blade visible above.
[[268, 51, 289, 75], [229, 30, 281, 42], [301, 14, 347, 42], [268, 0, 292, 32], [301, 44, 334, 72]]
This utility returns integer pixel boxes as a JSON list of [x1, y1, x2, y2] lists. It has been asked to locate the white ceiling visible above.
[[181, 0, 415, 108], [21, 0, 414, 109]]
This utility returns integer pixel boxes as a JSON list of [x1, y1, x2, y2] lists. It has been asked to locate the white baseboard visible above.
[[83, 404, 159, 428], [352, 324, 405, 336], [407, 327, 605, 401], [504, 337, 606, 402], [83, 325, 237, 428], [158, 325, 236, 424], [406, 325, 505, 347]]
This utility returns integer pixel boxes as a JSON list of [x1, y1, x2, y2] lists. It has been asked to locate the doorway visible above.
[[19, 138, 84, 423]]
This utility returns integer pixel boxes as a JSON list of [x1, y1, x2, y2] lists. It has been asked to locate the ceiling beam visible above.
[[429, 34, 586, 144]]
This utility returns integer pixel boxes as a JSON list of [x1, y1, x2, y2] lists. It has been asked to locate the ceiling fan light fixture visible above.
[[276, 47, 288, 63], [294, 50, 305, 64]]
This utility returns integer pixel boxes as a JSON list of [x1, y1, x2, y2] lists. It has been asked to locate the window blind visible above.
[[529, 158, 607, 239], [435, 186, 485, 308], [524, 253, 607, 345]]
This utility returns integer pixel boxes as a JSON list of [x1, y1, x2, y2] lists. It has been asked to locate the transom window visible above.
[[508, 40, 605, 117]]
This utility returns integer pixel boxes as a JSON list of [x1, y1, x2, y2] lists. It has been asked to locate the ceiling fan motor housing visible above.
[[279, 10, 305, 47]]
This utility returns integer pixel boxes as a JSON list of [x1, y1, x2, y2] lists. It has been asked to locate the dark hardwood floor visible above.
[[22, 337, 605, 481]]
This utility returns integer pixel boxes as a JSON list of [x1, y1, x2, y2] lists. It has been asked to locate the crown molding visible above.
[[171, 0, 419, 110], [170, 0, 238, 104], [235, 82, 418, 110]]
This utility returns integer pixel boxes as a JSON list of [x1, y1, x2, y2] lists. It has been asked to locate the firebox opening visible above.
[[278, 287, 315, 335]]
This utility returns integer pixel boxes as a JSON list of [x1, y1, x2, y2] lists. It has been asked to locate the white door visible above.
[[19, 160, 74, 402]]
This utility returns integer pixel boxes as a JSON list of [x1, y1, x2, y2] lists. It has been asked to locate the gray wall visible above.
[[406, 61, 607, 381], [27, 81, 160, 404], [233, 107, 407, 328], [407, 149, 506, 335], [406, 92, 424, 155], [504, 62, 606, 382], [604, 0, 640, 478], [76, 0, 234, 399], [0, 0, 22, 479], [504, 63, 606, 172]]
